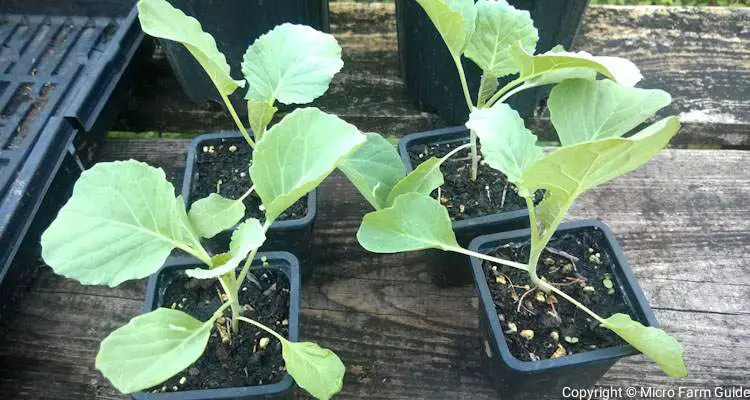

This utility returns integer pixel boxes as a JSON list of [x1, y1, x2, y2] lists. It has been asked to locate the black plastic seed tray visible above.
[[0, 0, 145, 324]]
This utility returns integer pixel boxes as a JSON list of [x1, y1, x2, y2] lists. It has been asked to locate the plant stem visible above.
[[237, 316, 287, 343], [176, 244, 212, 267], [441, 142, 472, 163], [211, 301, 232, 321], [220, 92, 255, 148], [238, 185, 256, 202], [493, 83, 528, 106], [448, 246, 529, 272], [236, 220, 273, 285], [486, 78, 523, 107], [452, 55, 474, 113], [524, 195, 543, 286], [538, 280, 606, 324], [218, 276, 242, 333], [469, 129, 479, 182]]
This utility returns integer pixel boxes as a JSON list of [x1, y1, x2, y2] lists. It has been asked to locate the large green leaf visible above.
[[549, 79, 672, 146], [509, 43, 642, 88], [385, 157, 445, 207], [465, 0, 538, 78], [415, 0, 477, 57], [466, 103, 544, 184], [188, 193, 245, 239], [41, 160, 207, 287], [96, 308, 213, 393], [603, 314, 687, 378], [522, 117, 680, 232], [185, 219, 266, 279], [242, 23, 343, 104], [282, 340, 346, 400], [250, 108, 365, 221], [137, 0, 244, 96], [357, 192, 459, 253], [338, 132, 406, 210]]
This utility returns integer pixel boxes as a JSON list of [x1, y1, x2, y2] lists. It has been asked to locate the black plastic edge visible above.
[[133, 251, 300, 400], [468, 219, 661, 374], [182, 132, 317, 230], [397, 127, 530, 229], [65, 6, 144, 132]]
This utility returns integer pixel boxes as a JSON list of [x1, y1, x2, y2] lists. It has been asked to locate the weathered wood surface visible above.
[[1, 2, 749, 399], [113, 3, 750, 147], [0, 141, 748, 399]]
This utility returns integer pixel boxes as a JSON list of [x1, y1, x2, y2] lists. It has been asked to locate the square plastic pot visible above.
[[182, 132, 316, 279], [132, 251, 300, 400], [399, 126, 530, 286], [468, 219, 660, 400], [396, 0, 590, 125]]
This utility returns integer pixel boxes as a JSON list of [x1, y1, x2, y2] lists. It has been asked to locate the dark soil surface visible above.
[[148, 264, 290, 393], [190, 136, 307, 223], [482, 227, 641, 362], [407, 138, 542, 221]]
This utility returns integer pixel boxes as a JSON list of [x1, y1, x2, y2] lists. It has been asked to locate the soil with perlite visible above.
[[482, 227, 641, 361], [191, 137, 307, 222], [407, 139, 543, 221], [147, 265, 290, 393]]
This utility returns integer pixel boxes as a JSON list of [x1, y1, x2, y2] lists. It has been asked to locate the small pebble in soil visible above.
[[550, 330, 559, 341], [495, 275, 506, 285], [565, 336, 579, 344], [282, 319, 288, 326], [543, 257, 555, 267], [179, 377, 187, 385], [552, 344, 567, 358], [505, 322, 518, 333], [520, 330, 534, 340], [259, 337, 270, 349], [583, 286, 596, 293], [229, 145, 237, 152], [498, 313, 505, 322], [535, 292, 546, 303]]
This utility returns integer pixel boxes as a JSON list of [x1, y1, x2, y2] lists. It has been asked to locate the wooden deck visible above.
[[1, 3, 749, 399]]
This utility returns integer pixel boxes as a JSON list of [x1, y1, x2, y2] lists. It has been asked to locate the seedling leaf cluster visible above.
[[352, 0, 687, 379], [41, 0, 366, 398]]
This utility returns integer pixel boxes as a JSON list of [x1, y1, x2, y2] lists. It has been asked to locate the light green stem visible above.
[[237, 316, 287, 343], [218, 276, 242, 333], [452, 55, 474, 113], [220, 92, 255, 148], [524, 195, 543, 286], [448, 246, 528, 271], [238, 185, 255, 202], [486, 78, 524, 107], [469, 130, 479, 182], [236, 220, 273, 285], [538, 281, 606, 324]]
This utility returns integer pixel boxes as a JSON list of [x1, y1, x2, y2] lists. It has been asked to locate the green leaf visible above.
[[385, 157, 444, 207], [338, 132, 406, 210], [466, 103, 544, 184], [41, 160, 207, 287], [281, 340, 345, 400], [137, 0, 244, 96], [96, 308, 213, 393], [186, 219, 266, 279], [247, 100, 277, 139], [465, 0, 538, 77], [509, 43, 642, 88], [188, 193, 245, 239], [522, 117, 681, 232], [549, 79, 672, 146], [357, 192, 459, 253], [602, 314, 687, 378], [242, 23, 343, 104], [415, 0, 477, 57], [250, 108, 366, 221]]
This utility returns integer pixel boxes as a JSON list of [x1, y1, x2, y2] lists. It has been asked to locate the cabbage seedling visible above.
[[354, 77, 687, 378], [40, 0, 368, 397]]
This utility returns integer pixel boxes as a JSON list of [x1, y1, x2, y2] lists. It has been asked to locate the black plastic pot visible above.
[[399, 126, 530, 287], [133, 252, 300, 400], [183, 132, 317, 279], [396, 0, 590, 124], [0, 0, 147, 324], [160, 0, 329, 114], [469, 219, 659, 400]]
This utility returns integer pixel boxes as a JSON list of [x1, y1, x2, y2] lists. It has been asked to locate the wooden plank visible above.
[[1, 140, 747, 399], [113, 3, 750, 147]]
